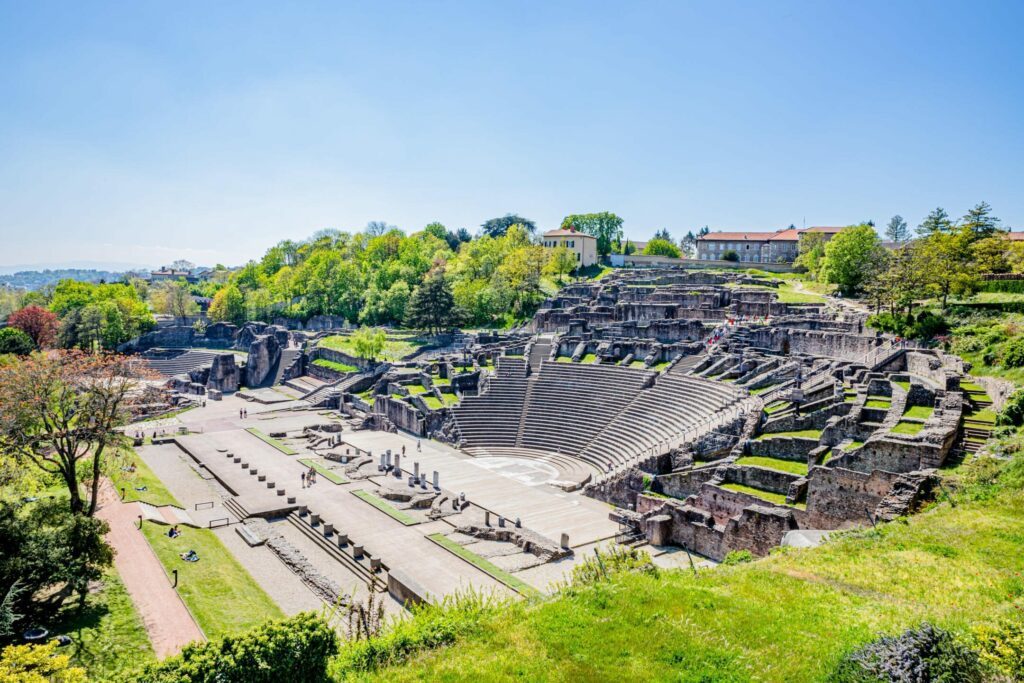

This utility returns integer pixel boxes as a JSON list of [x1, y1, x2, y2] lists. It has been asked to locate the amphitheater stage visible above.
[[341, 431, 619, 549]]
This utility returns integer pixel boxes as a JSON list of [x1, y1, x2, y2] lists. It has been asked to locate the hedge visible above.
[[126, 612, 337, 683]]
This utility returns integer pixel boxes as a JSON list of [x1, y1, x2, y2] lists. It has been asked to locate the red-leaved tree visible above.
[[7, 305, 59, 349]]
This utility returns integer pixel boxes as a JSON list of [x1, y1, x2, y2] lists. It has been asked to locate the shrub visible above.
[[330, 591, 495, 675], [721, 550, 754, 566], [907, 311, 948, 340], [997, 389, 1024, 427], [0, 641, 86, 682], [972, 615, 1024, 679], [721, 250, 740, 262], [833, 623, 985, 683], [1003, 337, 1024, 368], [0, 328, 33, 356], [564, 545, 658, 588], [128, 612, 337, 683]]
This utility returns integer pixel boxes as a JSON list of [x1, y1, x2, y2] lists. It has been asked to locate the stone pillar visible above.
[[337, 533, 349, 546], [310, 513, 321, 525], [647, 514, 672, 546], [394, 453, 401, 476], [515, 517, 521, 528], [433, 471, 439, 489], [413, 461, 420, 481], [484, 511, 490, 526], [379, 453, 386, 471], [498, 516, 505, 528], [370, 557, 381, 572], [408, 475, 415, 488], [560, 533, 570, 550], [323, 523, 334, 536], [353, 545, 364, 559]]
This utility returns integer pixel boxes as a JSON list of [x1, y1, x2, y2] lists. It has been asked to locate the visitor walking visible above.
[[301, 472, 306, 489]]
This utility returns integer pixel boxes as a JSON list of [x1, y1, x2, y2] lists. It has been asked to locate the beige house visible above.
[[542, 229, 598, 268]]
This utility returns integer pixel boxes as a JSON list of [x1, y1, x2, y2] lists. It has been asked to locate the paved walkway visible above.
[[96, 480, 204, 658]]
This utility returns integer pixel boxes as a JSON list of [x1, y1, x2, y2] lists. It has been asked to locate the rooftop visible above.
[[543, 229, 596, 239]]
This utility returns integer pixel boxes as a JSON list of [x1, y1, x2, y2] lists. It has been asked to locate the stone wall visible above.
[[375, 396, 424, 435], [802, 466, 904, 528]]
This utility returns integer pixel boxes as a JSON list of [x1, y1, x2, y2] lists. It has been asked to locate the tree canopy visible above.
[[480, 214, 536, 238], [642, 238, 681, 258], [560, 212, 623, 256], [819, 224, 883, 295]]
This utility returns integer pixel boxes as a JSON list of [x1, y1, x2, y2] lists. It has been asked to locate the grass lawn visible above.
[[555, 356, 573, 363], [960, 381, 987, 393], [422, 394, 459, 410], [405, 384, 428, 395], [132, 405, 196, 423], [111, 448, 180, 507], [719, 482, 791, 506], [846, 441, 865, 450], [820, 448, 833, 464], [734, 456, 809, 476], [967, 409, 997, 424], [298, 458, 348, 484], [51, 570, 155, 680], [312, 358, 358, 373], [431, 377, 451, 386], [318, 334, 427, 362], [755, 429, 822, 441], [892, 420, 925, 435], [581, 353, 598, 364], [651, 361, 670, 372], [630, 360, 646, 368], [427, 533, 540, 598], [763, 401, 791, 415], [904, 405, 935, 420], [245, 427, 298, 455], [864, 399, 891, 409], [359, 460, 1024, 681], [750, 383, 779, 395], [892, 380, 912, 391], [141, 523, 283, 639], [351, 489, 418, 525]]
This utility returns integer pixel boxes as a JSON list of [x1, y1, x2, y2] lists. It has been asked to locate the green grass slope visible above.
[[343, 454, 1024, 682]]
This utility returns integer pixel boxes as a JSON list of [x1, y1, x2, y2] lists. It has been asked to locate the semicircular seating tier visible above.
[[451, 357, 742, 476]]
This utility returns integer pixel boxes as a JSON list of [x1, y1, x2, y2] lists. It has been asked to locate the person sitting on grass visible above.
[[167, 525, 180, 538], [179, 549, 198, 562]]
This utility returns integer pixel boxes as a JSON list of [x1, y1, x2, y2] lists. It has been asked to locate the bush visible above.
[[972, 615, 1024, 679], [0, 328, 33, 355], [330, 591, 495, 675], [906, 311, 948, 340], [129, 612, 337, 683], [721, 550, 754, 566], [997, 389, 1024, 427], [867, 311, 948, 340], [833, 623, 985, 683], [721, 250, 740, 262], [1003, 337, 1024, 368]]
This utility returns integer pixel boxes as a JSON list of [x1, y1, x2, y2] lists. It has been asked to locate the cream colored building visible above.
[[542, 229, 599, 268]]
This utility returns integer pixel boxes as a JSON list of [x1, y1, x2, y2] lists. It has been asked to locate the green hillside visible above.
[[329, 452, 1024, 682]]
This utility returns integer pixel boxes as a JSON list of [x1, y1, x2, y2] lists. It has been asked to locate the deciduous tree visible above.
[[0, 329, 33, 356], [7, 306, 58, 349], [819, 224, 883, 295], [208, 285, 246, 326], [480, 214, 536, 238], [642, 238, 681, 258], [544, 246, 577, 283], [560, 212, 623, 256], [0, 352, 149, 516]]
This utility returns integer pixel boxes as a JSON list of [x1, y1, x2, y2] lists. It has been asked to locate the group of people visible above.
[[301, 465, 318, 488], [238, 408, 249, 419], [167, 525, 199, 562]]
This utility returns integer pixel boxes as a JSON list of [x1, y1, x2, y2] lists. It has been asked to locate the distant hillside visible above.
[[0, 268, 143, 290]]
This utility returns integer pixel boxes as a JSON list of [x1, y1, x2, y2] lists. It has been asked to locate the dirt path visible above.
[[96, 480, 205, 658]]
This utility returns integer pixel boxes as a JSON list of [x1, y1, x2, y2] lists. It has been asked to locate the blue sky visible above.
[[1, 1, 1022, 269]]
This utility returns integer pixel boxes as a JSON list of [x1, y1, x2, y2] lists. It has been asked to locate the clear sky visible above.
[[1, 1, 1022, 269]]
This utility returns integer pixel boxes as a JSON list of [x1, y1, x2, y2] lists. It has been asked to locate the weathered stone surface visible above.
[[207, 353, 240, 393], [245, 334, 281, 388]]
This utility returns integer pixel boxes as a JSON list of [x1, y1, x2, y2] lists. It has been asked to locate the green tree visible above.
[[918, 228, 976, 309], [0, 641, 87, 682], [423, 222, 448, 241], [560, 212, 623, 257], [349, 326, 386, 362], [819, 224, 883, 295], [917, 207, 954, 236], [680, 231, 697, 258], [0, 353, 143, 517], [885, 215, 910, 243], [721, 250, 739, 262], [151, 280, 198, 322], [480, 214, 536, 238], [209, 285, 246, 326], [406, 272, 459, 334], [642, 238, 681, 258], [544, 245, 577, 283], [960, 201, 1002, 240], [0, 329, 33, 356], [795, 231, 828, 276]]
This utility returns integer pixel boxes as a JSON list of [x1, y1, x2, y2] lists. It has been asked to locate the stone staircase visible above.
[[285, 510, 386, 591]]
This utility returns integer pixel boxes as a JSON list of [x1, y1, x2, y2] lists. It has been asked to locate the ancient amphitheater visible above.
[[137, 267, 984, 606]]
